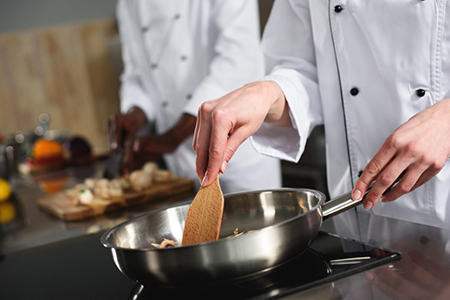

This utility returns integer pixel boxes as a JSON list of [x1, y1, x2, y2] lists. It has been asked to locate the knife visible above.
[[103, 147, 124, 179]]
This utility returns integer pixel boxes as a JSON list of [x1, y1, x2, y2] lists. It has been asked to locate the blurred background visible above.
[[0, 0, 327, 194]]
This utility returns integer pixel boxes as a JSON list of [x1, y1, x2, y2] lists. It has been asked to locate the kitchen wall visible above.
[[0, 0, 120, 154], [0, 0, 117, 34], [0, 0, 274, 155]]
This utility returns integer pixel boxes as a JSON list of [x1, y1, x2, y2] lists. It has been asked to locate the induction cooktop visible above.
[[0, 230, 400, 300]]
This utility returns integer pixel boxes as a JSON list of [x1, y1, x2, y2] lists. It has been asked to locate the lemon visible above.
[[0, 201, 16, 224], [0, 178, 11, 202]]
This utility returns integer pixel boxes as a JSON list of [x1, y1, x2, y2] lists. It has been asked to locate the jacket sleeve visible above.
[[183, 0, 265, 116], [251, 0, 324, 162], [116, 0, 158, 123]]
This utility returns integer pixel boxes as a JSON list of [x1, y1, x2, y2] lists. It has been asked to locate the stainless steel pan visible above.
[[101, 179, 400, 287]]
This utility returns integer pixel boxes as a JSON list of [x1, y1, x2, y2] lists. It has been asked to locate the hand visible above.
[[352, 98, 450, 209], [121, 114, 197, 173], [121, 133, 179, 173], [193, 81, 291, 186], [366, 250, 450, 300], [106, 107, 147, 150]]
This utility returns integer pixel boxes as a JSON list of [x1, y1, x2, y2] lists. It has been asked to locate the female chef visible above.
[[194, 0, 450, 228], [110, 0, 281, 193]]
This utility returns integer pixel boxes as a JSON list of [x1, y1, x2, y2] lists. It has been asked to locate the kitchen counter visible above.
[[0, 161, 194, 254], [291, 209, 450, 299], [1, 162, 449, 299]]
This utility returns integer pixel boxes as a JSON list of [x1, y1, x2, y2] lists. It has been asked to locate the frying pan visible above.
[[101, 180, 400, 287]]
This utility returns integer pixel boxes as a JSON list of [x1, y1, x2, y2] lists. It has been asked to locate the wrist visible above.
[[126, 106, 148, 128], [261, 81, 291, 127]]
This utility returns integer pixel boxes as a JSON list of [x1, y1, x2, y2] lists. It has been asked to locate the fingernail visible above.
[[352, 189, 362, 200], [381, 196, 388, 203], [364, 201, 373, 210], [201, 171, 209, 186], [220, 161, 227, 173], [111, 142, 117, 150]]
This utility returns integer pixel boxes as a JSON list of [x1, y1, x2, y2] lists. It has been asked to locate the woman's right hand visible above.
[[193, 81, 290, 187]]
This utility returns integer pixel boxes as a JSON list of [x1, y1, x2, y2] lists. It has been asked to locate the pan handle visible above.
[[321, 172, 404, 220]]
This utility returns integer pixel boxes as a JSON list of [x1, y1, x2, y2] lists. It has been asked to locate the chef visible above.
[[111, 0, 282, 193], [194, 0, 450, 228]]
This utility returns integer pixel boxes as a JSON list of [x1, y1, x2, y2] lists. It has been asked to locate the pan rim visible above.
[[100, 187, 326, 252]]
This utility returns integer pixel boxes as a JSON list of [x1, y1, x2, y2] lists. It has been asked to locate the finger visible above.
[[223, 125, 254, 166], [363, 167, 406, 209], [411, 167, 442, 191], [121, 136, 135, 174], [116, 115, 127, 148], [352, 144, 397, 202], [203, 111, 231, 186], [194, 104, 214, 183], [192, 113, 201, 152], [133, 137, 153, 152], [360, 156, 408, 209], [381, 164, 440, 203], [379, 166, 422, 202], [107, 115, 118, 150]]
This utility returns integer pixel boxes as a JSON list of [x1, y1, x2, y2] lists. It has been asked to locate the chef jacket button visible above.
[[141, 26, 149, 33], [180, 55, 187, 61], [350, 87, 359, 96], [186, 94, 192, 100], [151, 63, 158, 69], [416, 89, 426, 97], [162, 101, 168, 108], [334, 5, 344, 13], [174, 14, 181, 20]]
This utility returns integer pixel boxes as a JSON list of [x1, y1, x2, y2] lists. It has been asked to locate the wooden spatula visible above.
[[182, 175, 224, 245]]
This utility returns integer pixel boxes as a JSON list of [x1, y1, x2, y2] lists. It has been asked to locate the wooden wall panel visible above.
[[0, 18, 120, 154]]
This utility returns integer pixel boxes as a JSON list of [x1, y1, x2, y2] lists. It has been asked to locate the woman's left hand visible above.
[[353, 98, 450, 209]]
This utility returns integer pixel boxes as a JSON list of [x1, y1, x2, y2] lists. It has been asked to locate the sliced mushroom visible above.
[[129, 170, 153, 192]]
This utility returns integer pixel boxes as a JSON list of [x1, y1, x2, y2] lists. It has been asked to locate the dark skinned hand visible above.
[[119, 113, 197, 174]]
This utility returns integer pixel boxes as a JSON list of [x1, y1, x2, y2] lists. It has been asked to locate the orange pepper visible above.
[[33, 139, 63, 158]]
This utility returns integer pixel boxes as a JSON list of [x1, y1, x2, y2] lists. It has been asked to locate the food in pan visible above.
[[151, 228, 246, 249], [151, 239, 178, 249]]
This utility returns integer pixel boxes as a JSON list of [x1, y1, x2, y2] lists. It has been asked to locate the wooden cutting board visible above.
[[37, 177, 195, 221]]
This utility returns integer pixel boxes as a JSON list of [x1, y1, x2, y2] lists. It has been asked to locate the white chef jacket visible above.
[[252, 0, 450, 228], [116, 0, 281, 193]]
